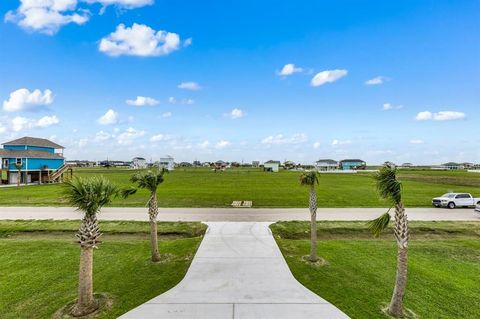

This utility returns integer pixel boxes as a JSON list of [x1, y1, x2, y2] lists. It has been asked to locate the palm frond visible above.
[[374, 165, 402, 204], [130, 168, 166, 192], [63, 176, 118, 216], [299, 171, 319, 186], [367, 211, 391, 237], [121, 187, 137, 199]]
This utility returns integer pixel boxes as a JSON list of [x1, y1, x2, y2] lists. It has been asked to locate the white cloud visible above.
[[94, 130, 111, 142], [168, 97, 194, 105], [183, 37, 192, 47], [117, 127, 145, 145], [84, 0, 153, 9], [197, 140, 209, 149], [225, 108, 245, 119], [11, 116, 33, 132], [36, 115, 59, 127], [97, 109, 119, 125], [126, 96, 159, 106], [278, 63, 303, 77], [215, 140, 231, 149], [410, 139, 424, 144], [150, 134, 170, 142], [365, 76, 387, 85], [415, 111, 466, 121], [3, 88, 54, 112], [331, 139, 352, 146], [261, 133, 307, 145], [178, 81, 201, 91], [99, 23, 182, 57], [313, 141, 321, 149], [311, 69, 348, 87], [383, 103, 403, 111], [161, 112, 172, 118], [5, 0, 89, 35]]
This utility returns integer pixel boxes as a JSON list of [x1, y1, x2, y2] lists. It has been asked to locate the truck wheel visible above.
[[448, 202, 456, 209]]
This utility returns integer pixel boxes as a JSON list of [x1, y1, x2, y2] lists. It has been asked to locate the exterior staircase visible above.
[[47, 164, 70, 183]]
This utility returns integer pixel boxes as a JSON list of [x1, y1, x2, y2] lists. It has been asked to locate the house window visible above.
[[16, 158, 22, 165], [2, 159, 8, 168]]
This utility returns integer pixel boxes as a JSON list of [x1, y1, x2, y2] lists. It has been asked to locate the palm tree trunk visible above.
[[72, 215, 100, 316], [17, 169, 21, 187], [74, 246, 95, 313], [149, 192, 161, 262], [388, 202, 409, 317], [309, 185, 318, 262]]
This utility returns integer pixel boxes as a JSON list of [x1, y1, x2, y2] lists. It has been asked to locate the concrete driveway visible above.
[[0, 206, 478, 221], [119, 222, 349, 319]]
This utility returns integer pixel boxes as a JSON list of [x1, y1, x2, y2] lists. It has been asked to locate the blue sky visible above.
[[0, 0, 478, 164]]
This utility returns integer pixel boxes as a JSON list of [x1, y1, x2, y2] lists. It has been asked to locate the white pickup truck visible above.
[[432, 193, 480, 209]]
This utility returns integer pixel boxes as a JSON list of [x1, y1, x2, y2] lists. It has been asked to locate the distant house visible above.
[[66, 160, 96, 167], [339, 159, 366, 170], [315, 159, 338, 171], [132, 157, 147, 169], [284, 161, 296, 170], [264, 160, 280, 172], [384, 161, 396, 168], [159, 155, 175, 171], [441, 162, 464, 170], [0, 136, 67, 185], [401, 163, 413, 168], [461, 162, 474, 169], [215, 160, 227, 169]]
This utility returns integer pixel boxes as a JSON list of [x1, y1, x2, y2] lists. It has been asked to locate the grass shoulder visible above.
[[270, 221, 480, 319], [0, 220, 206, 319]]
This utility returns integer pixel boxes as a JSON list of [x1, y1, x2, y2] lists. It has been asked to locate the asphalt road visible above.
[[0, 207, 478, 221]]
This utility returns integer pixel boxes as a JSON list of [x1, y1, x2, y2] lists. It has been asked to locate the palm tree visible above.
[[14, 162, 22, 187], [367, 164, 409, 317], [63, 176, 119, 317], [299, 170, 319, 262], [123, 169, 167, 262]]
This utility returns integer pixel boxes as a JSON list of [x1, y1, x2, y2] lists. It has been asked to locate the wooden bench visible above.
[[231, 201, 253, 208], [242, 201, 252, 208], [231, 201, 242, 207]]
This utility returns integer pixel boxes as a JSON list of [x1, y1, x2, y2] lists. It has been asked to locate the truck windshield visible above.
[[442, 194, 456, 198]]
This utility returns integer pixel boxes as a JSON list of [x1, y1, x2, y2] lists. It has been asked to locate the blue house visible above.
[[0, 136, 67, 185], [339, 159, 366, 170]]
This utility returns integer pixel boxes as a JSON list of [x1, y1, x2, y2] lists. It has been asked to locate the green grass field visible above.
[[0, 220, 207, 319], [271, 221, 480, 319], [0, 167, 479, 207]]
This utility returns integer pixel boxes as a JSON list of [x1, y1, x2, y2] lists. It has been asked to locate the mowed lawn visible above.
[[0, 220, 207, 319], [271, 221, 480, 319], [0, 167, 479, 207]]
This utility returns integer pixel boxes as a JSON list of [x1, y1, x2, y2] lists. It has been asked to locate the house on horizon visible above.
[[132, 157, 147, 169], [440, 162, 464, 170], [339, 159, 366, 170], [0, 136, 67, 185], [159, 155, 175, 171], [263, 160, 280, 172], [315, 159, 338, 171]]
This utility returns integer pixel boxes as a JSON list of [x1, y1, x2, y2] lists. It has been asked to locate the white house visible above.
[[159, 155, 175, 171], [264, 160, 280, 172], [132, 157, 147, 169], [315, 159, 338, 171]]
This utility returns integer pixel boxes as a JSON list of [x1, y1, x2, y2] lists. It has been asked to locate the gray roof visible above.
[[340, 159, 365, 163], [2, 136, 64, 149], [0, 149, 64, 159], [265, 160, 280, 164], [316, 159, 338, 164]]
